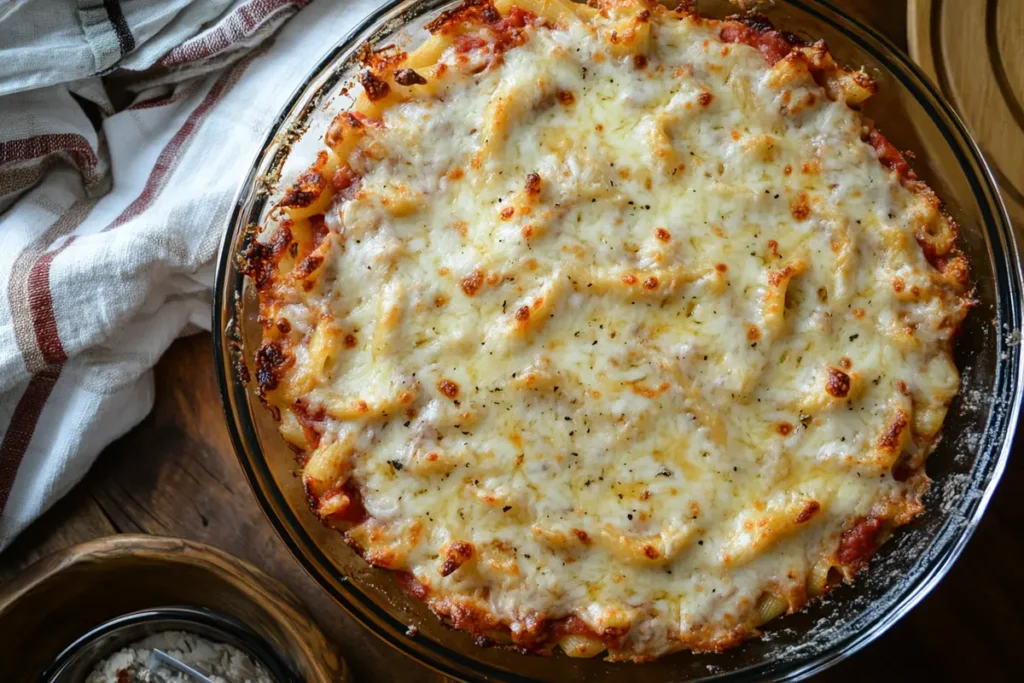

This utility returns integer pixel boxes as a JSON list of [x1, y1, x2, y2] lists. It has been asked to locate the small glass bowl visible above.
[[40, 606, 300, 683], [213, 1, 1024, 681]]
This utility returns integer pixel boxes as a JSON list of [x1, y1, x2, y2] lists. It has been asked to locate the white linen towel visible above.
[[0, 0, 383, 550]]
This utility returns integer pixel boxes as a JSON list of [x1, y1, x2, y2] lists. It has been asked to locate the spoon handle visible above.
[[149, 648, 217, 683]]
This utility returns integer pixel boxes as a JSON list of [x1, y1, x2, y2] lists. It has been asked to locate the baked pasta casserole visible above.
[[241, 0, 971, 660]]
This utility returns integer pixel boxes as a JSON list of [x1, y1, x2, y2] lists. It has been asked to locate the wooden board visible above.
[[0, 535, 347, 682], [909, 0, 1024, 227]]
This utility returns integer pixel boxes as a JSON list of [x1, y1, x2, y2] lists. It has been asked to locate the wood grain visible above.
[[0, 3, 1020, 682], [908, 0, 1024, 225]]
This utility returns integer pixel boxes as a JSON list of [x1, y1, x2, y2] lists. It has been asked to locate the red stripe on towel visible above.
[[159, 0, 308, 66]]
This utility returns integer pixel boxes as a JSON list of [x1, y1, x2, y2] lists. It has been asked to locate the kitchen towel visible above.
[[0, 0, 382, 550]]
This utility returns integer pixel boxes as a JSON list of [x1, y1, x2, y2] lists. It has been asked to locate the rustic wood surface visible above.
[[0, 3, 1020, 682], [0, 535, 346, 682], [908, 0, 1024, 226]]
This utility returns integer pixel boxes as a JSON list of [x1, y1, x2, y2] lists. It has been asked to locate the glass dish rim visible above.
[[212, 1, 1024, 680]]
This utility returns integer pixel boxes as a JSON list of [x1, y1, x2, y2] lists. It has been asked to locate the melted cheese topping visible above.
[[252, 0, 969, 660]]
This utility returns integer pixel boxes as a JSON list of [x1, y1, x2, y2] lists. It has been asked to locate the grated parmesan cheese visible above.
[[86, 630, 274, 683]]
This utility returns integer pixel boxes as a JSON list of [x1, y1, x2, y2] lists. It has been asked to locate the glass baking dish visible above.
[[213, 1, 1024, 680]]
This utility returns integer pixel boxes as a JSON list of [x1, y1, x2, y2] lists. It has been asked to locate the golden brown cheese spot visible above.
[[359, 70, 391, 102], [358, 42, 407, 71], [366, 547, 397, 568], [525, 172, 542, 196], [698, 91, 713, 106], [633, 54, 648, 70], [556, 90, 576, 106], [643, 276, 659, 290], [461, 269, 484, 296], [776, 422, 793, 436], [824, 367, 851, 398], [572, 528, 591, 545], [794, 500, 820, 524], [767, 264, 795, 287], [294, 253, 324, 280], [319, 490, 353, 522], [281, 151, 328, 208], [239, 226, 289, 290], [655, 227, 671, 242], [254, 340, 292, 395], [877, 410, 910, 451], [439, 540, 475, 576], [631, 383, 669, 398], [343, 333, 358, 349], [790, 191, 811, 221], [394, 67, 428, 86], [941, 254, 969, 286], [325, 112, 362, 149], [438, 378, 460, 399]]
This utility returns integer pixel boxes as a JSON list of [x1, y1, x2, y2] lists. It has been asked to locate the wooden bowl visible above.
[[0, 534, 348, 682]]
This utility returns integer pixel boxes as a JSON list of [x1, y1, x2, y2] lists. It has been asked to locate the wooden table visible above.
[[1, 3, 1020, 681]]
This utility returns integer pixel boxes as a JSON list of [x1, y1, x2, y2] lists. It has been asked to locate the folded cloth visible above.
[[0, 0, 382, 550]]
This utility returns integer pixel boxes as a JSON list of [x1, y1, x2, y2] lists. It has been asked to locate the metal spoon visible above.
[[146, 648, 216, 683]]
